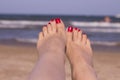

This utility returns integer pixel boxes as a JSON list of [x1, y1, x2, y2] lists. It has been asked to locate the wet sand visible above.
[[0, 44, 120, 80]]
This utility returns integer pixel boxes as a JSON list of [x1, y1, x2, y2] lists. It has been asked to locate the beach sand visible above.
[[0, 44, 120, 80]]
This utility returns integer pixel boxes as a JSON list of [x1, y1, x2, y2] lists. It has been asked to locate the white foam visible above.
[[91, 41, 120, 46], [115, 14, 120, 18], [70, 21, 120, 33], [1, 20, 120, 33], [71, 21, 120, 28], [15, 38, 37, 43], [0, 20, 48, 28], [83, 28, 120, 33]]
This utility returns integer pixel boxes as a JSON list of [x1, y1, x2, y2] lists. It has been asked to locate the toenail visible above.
[[74, 27, 78, 30], [48, 22, 50, 24], [51, 19, 54, 21], [44, 25, 47, 27], [68, 26, 73, 32], [83, 32, 86, 35], [55, 18, 61, 24], [78, 29, 81, 32]]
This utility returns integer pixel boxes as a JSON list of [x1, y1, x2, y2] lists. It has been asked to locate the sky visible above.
[[0, 0, 120, 16]]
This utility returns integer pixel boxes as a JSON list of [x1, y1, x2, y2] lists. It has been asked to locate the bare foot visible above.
[[29, 18, 66, 80], [66, 26, 97, 80], [37, 18, 66, 56]]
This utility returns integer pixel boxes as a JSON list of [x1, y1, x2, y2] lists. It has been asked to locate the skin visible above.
[[66, 28, 97, 80], [28, 19, 66, 80], [28, 18, 97, 80]]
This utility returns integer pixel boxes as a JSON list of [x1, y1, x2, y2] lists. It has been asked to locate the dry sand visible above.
[[0, 44, 120, 80]]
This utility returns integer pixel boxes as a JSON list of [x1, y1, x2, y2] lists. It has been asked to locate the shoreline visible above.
[[0, 39, 36, 47]]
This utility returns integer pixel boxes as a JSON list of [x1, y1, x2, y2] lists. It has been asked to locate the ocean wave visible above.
[[1, 20, 120, 29], [1, 20, 120, 33], [83, 28, 120, 33], [71, 21, 120, 27], [15, 38, 37, 43], [71, 21, 120, 33], [0, 20, 48, 29], [91, 41, 120, 46]]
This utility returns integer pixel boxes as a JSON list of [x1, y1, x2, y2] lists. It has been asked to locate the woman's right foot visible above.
[[66, 26, 97, 80]]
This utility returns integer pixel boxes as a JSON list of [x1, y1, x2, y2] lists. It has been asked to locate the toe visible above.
[[37, 32, 43, 49], [66, 26, 73, 42], [55, 18, 65, 33], [49, 19, 57, 33], [73, 27, 78, 41], [86, 39, 91, 46], [60, 19, 65, 29], [78, 29, 82, 42], [47, 23, 53, 34], [42, 26, 48, 36], [82, 33, 87, 44], [86, 39, 93, 55], [38, 32, 44, 40]]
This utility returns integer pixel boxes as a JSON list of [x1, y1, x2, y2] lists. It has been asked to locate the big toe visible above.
[[55, 18, 65, 34], [66, 26, 73, 42]]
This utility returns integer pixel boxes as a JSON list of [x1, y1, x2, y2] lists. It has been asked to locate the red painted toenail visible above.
[[55, 18, 61, 24], [51, 19, 54, 21], [78, 29, 81, 32], [83, 32, 86, 35], [68, 26, 73, 32], [74, 27, 78, 30], [48, 22, 50, 24], [44, 25, 47, 27]]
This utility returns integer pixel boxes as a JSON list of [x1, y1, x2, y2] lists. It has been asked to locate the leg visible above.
[[66, 26, 97, 80], [28, 18, 66, 80]]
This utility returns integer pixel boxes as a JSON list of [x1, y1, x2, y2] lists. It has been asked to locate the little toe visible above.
[[86, 39, 93, 55], [38, 32, 44, 40], [82, 33, 87, 44], [86, 39, 91, 46], [37, 32, 43, 49], [42, 26, 48, 36]]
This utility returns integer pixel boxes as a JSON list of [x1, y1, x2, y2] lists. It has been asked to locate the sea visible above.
[[0, 14, 120, 46]]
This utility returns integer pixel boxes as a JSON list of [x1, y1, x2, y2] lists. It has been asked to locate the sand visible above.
[[0, 44, 120, 80]]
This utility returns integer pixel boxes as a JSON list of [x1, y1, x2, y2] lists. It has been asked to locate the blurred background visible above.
[[0, 0, 120, 80]]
